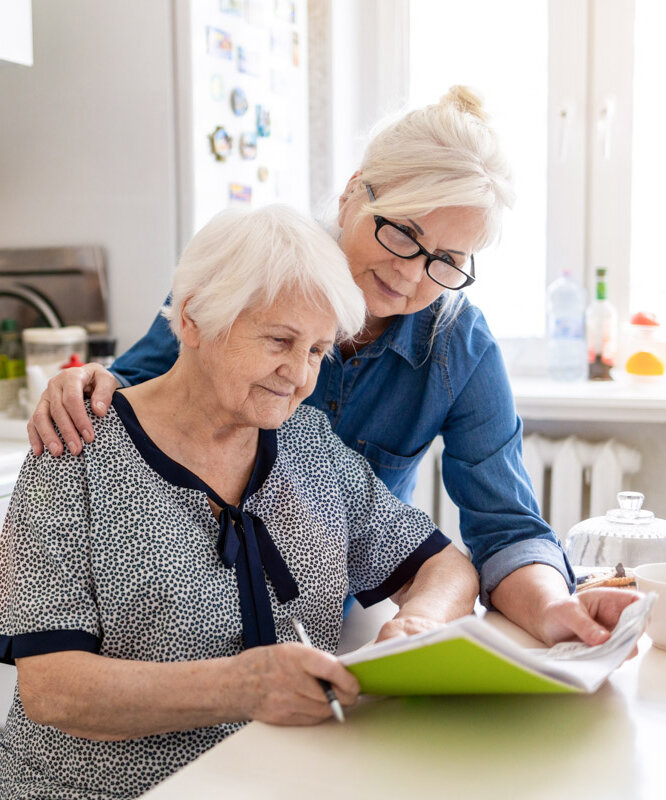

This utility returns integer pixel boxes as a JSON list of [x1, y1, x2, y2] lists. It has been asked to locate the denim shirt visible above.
[[111, 296, 575, 605]]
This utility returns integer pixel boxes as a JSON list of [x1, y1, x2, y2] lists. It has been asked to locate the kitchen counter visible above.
[[512, 376, 666, 422], [0, 430, 28, 507]]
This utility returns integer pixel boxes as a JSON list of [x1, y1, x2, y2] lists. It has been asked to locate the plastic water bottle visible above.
[[547, 271, 587, 381]]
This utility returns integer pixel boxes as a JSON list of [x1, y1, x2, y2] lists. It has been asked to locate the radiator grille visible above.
[[413, 435, 642, 545]]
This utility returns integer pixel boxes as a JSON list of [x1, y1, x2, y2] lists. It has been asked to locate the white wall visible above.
[[0, 0, 178, 354], [0, 0, 33, 66]]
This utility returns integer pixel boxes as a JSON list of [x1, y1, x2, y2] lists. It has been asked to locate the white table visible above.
[[142, 615, 666, 800]]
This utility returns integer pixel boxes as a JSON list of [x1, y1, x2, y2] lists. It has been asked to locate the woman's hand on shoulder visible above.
[[27, 363, 120, 457], [232, 642, 359, 725]]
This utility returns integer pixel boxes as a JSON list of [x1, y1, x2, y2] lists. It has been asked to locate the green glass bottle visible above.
[[586, 268, 618, 380]]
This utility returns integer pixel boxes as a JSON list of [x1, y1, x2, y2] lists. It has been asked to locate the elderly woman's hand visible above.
[[27, 362, 119, 457], [16, 643, 360, 740], [375, 614, 443, 642], [236, 643, 359, 725], [374, 544, 480, 644]]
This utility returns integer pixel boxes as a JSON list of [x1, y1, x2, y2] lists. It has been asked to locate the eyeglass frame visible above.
[[365, 184, 476, 290]]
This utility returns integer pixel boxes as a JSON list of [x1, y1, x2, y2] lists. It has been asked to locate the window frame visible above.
[[309, 0, 637, 364]]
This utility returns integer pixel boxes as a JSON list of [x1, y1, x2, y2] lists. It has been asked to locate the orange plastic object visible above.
[[630, 311, 659, 326], [625, 351, 665, 375]]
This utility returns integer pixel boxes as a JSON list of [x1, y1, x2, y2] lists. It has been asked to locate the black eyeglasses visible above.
[[366, 185, 475, 290]]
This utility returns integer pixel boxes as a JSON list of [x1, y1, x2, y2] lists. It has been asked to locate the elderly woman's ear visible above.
[[179, 299, 201, 348]]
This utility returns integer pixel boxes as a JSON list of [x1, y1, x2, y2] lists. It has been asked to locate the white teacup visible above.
[[634, 562, 666, 649]]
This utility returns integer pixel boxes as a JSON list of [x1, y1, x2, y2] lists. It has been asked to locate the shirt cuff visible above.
[[109, 370, 131, 388], [479, 538, 576, 608], [0, 630, 101, 665], [354, 530, 451, 608]]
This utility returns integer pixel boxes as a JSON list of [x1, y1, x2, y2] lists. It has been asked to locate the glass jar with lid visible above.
[[566, 491, 666, 567], [21, 327, 87, 412]]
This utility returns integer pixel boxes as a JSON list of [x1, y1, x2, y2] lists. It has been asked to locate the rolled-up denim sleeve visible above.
[[110, 295, 180, 387], [440, 319, 575, 606]]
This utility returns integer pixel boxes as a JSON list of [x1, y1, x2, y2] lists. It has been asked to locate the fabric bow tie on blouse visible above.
[[106, 395, 297, 650], [217, 504, 299, 648]]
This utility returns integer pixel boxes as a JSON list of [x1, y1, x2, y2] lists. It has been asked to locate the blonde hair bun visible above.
[[440, 85, 489, 123], [356, 83, 514, 250]]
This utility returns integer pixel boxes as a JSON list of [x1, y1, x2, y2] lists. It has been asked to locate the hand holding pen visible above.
[[291, 618, 346, 723]]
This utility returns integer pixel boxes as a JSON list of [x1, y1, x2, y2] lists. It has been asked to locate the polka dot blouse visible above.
[[0, 393, 448, 799]]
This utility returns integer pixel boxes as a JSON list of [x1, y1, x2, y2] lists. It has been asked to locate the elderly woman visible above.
[[29, 87, 637, 651], [0, 205, 478, 799]]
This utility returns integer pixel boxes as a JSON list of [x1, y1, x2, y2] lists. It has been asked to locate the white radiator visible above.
[[413, 434, 642, 546]]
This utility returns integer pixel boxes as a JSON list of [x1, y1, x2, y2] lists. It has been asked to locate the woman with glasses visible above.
[[27, 86, 637, 649]]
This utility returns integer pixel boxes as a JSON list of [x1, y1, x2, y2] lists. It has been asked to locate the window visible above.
[[630, 0, 666, 319], [410, 0, 548, 338], [319, 0, 653, 356], [409, 0, 661, 351]]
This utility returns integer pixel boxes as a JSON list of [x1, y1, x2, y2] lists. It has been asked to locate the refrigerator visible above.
[[174, 0, 310, 248]]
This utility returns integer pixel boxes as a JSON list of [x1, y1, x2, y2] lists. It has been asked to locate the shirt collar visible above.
[[111, 391, 277, 507], [339, 302, 441, 369]]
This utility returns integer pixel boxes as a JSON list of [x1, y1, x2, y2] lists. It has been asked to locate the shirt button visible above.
[[351, 358, 361, 367], [328, 400, 338, 412]]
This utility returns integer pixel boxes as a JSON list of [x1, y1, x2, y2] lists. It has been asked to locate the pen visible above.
[[291, 618, 345, 723]]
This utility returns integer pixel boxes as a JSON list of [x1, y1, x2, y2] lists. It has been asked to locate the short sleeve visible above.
[[317, 412, 450, 607], [0, 449, 101, 664]]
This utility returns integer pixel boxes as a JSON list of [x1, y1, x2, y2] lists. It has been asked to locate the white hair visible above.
[[162, 204, 366, 343]]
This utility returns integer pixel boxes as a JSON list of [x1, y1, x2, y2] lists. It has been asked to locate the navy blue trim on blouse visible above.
[[354, 530, 451, 608], [111, 392, 299, 650], [0, 630, 100, 665], [111, 392, 277, 507]]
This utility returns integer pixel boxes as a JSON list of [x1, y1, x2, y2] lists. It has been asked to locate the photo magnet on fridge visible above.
[[239, 132, 258, 160], [209, 126, 233, 161], [206, 26, 233, 59], [238, 46, 261, 76], [231, 87, 249, 116], [219, 0, 243, 15], [210, 74, 226, 102], [229, 183, 252, 204], [256, 105, 271, 137]]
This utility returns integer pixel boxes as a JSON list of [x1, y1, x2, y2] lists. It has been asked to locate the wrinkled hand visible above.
[[375, 614, 444, 643], [234, 643, 359, 726], [27, 363, 119, 457], [538, 588, 641, 648]]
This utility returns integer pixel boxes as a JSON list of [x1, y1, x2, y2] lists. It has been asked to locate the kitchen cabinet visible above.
[[0, 0, 33, 66]]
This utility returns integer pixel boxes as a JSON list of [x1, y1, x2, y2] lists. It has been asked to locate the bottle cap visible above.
[[22, 326, 87, 344], [60, 354, 87, 370], [87, 336, 116, 359]]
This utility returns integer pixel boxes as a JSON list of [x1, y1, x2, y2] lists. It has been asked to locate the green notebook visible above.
[[339, 595, 653, 696]]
